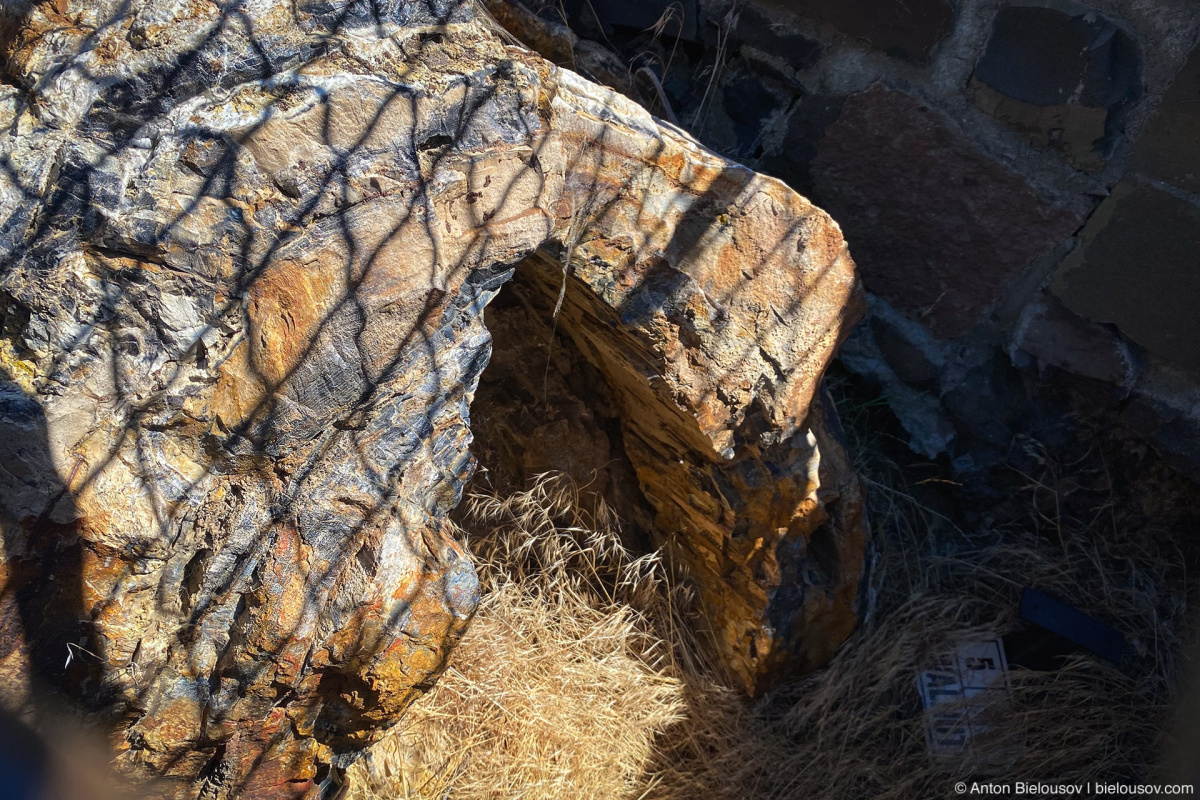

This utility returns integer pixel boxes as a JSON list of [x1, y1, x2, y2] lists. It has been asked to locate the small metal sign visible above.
[[917, 639, 1019, 768]]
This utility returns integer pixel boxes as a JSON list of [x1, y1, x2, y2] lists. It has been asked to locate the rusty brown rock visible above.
[[0, 0, 865, 791], [482, 0, 578, 65]]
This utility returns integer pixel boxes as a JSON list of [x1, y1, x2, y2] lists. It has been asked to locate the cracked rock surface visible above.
[[0, 0, 864, 794]]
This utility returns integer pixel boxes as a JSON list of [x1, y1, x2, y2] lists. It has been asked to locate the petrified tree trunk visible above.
[[0, 0, 864, 794]]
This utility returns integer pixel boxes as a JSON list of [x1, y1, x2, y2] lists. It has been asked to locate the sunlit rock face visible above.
[[0, 0, 864, 793]]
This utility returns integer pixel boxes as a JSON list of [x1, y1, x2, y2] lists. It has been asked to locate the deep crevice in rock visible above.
[[462, 256, 656, 552], [464, 251, 869, 693]]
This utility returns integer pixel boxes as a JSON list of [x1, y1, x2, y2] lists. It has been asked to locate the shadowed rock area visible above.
[[0, 0, 864, 793]]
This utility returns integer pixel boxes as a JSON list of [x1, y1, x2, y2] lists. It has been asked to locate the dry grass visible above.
[[340, 475, 691, 800], [340, 420, 1190, 799]]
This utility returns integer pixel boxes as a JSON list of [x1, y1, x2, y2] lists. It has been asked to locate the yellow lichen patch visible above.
[[0, 339, 39, 394]]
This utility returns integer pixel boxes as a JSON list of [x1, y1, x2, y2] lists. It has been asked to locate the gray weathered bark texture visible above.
[[0, 0, 865, 794]]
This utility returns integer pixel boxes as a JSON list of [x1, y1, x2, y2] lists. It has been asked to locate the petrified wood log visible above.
[[0, 0, 865, 794]]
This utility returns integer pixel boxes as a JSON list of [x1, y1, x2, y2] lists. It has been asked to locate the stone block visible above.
[[970, 79, 1109, 172], [1130, 45, 1200, 194], [748, 0, 953, 63], [564, 0, 704, 41], [1014, 296, 1140, 387], [1051, 180, 1200, 374], [813, 85, 1092, 338], [971, 4, 1141, 171], [729, 3, 824, 67]]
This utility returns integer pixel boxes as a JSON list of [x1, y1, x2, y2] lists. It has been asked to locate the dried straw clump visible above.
[[339, 474, 689, 800], [341, 457, 1185, 799]]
